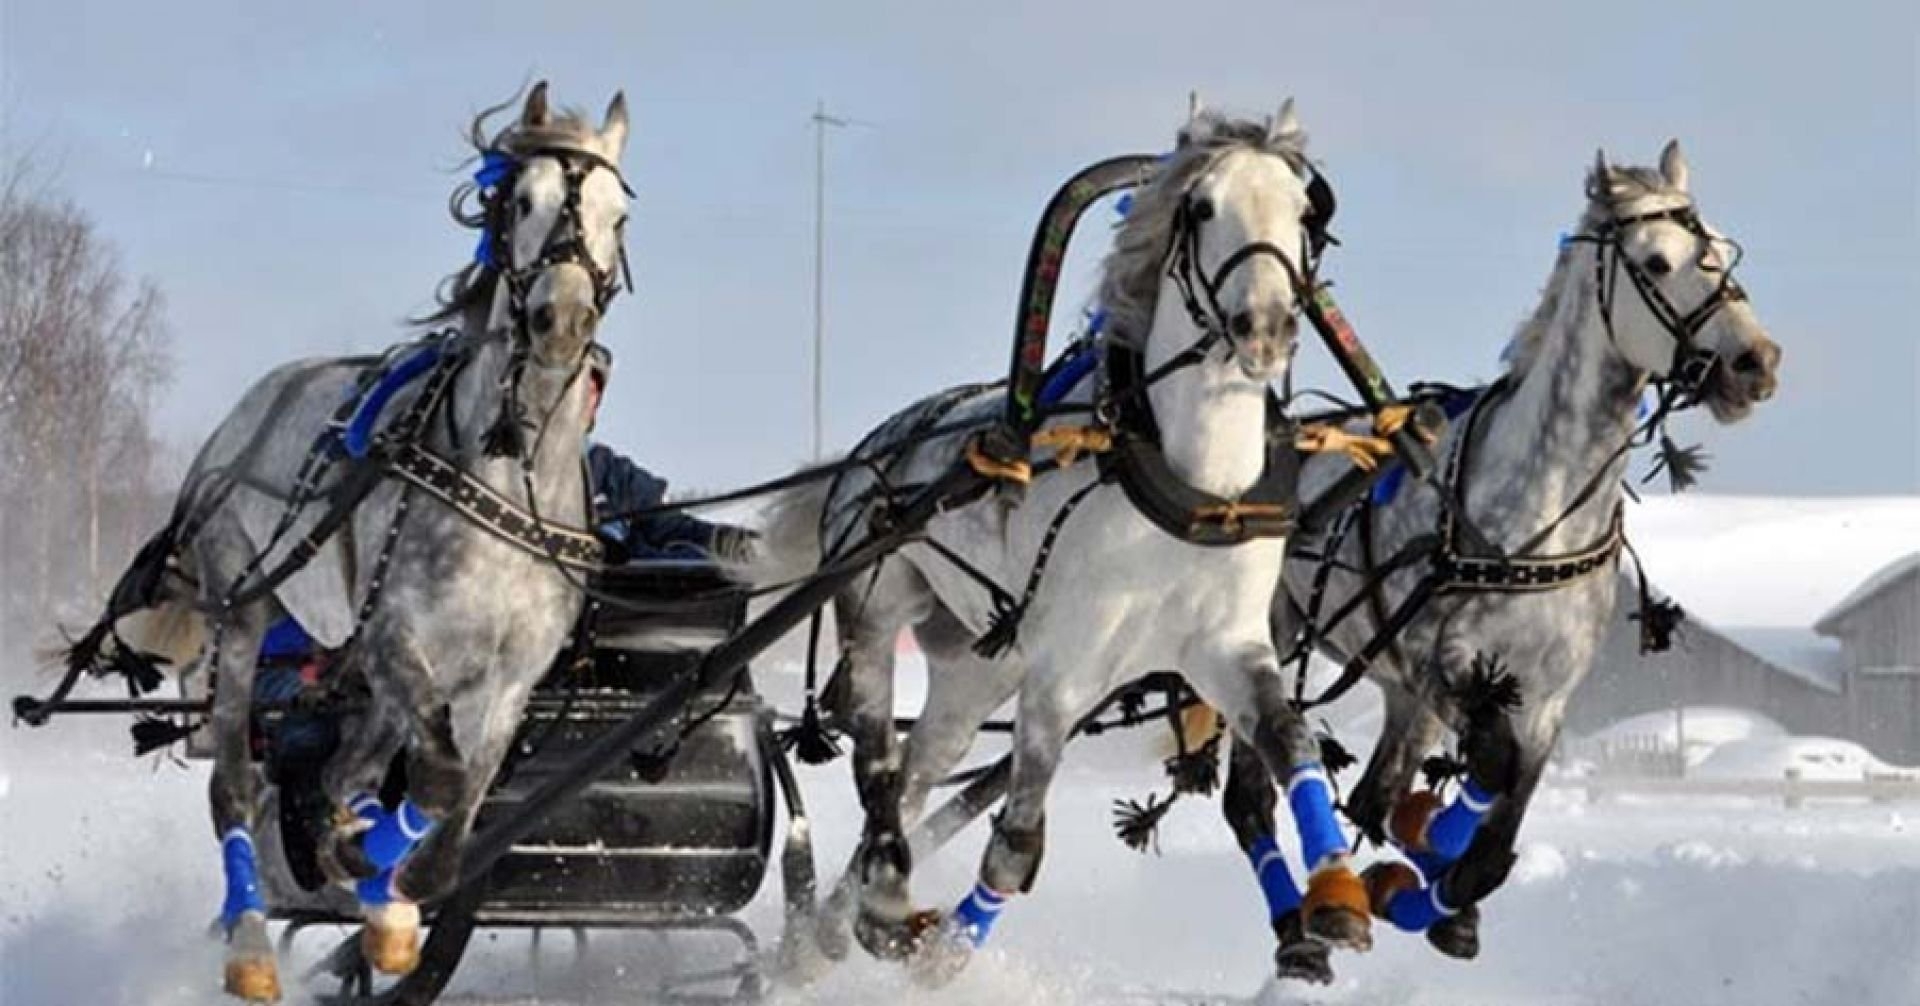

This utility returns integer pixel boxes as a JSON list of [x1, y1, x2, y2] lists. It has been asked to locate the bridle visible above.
[[1145, 159, 1336, 388], [469, 145, 634, 458], [1565, 201, 1748, 404], [474, 145, 635, 331]]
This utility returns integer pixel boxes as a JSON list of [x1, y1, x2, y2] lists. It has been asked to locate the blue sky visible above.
[[3, 0, 1914, 495]]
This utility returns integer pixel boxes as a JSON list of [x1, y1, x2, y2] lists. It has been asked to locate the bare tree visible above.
[[0, 160, 173, 663]]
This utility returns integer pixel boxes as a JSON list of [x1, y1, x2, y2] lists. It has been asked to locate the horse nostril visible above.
[[531, 303, 555, 333], [1230, 312, 1255, 338], [1731, 349, 1763, 375]]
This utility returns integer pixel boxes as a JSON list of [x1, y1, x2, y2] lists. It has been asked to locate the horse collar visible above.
[[1096, 341, 1298, 547]]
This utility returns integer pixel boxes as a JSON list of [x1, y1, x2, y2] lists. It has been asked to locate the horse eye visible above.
[[1191, 198, 1215, 223], [1644, 253, 1672, 277]]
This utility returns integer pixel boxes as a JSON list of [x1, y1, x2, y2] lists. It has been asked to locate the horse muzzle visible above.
[[1701, 334, 1781, 423]]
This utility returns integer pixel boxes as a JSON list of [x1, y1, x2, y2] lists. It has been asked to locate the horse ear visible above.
[[1659, 139, 1690, 193], [1270, 97, 1301, 141], [1586, 147, 1613, 200], [601, 91, 630, 155], [523, 81, 551, 129], [1179, 91, 1214, 148]]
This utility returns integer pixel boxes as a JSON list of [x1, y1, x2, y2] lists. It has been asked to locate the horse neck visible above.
[[1141, 284, 1269, 498], [449, 322, 590, 515], [1467, 257, 1645, 553]]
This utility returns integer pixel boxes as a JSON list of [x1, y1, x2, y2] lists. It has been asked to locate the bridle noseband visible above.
[[477, 146, 635, 329], [1567, 203, 1748, 403]]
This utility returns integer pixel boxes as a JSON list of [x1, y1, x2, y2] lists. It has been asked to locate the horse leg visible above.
[[1221, 737, 1332, 985], [314, 703, 407, 883], [1192, 643, 1372, 954], [836, 574, 932, 961], [813, 626, 1017, 964], [203, 597, 281, 1003], [910, 671, 1081, 988], [1423, 718, 1548, 959], [1345, 684, 1444, 844]]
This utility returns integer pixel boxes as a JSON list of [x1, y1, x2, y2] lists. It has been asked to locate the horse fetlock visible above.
[[222, 911, 281, 1004], [361, 900, 422, 976], [983, 815, 1045, 894], [907, 914, 976, 990], [1361, 861, 1423, 920], [1389, 789, 1446, 852], [1301, 861, 1373, 951]]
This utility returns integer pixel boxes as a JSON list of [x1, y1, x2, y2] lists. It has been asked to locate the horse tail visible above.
[[722, 469, 833, 589], [54, 522, 206, 692]]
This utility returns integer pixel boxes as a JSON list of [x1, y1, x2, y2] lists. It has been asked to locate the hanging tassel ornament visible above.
[[1644, 431, 1711, 493], [1111, 791, 1178, 854], [1633, 596, 1686, 654], [779, 614, 845, 765], [132, 716, 201, 756], [481, 400, 528, 459]]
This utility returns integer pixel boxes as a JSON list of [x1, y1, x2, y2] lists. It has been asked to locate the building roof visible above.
[[1713, 624, 1846, 693], [1814, 552, 1920, 637]]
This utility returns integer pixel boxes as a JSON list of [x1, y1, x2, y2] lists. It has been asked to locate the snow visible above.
[[1625, 495, 1920, 630], [1816, 552, 1920, 635], [1693, 736, 1896, 782], [7, 694, 1920, 1006], [1575, 706, 1787, 768]]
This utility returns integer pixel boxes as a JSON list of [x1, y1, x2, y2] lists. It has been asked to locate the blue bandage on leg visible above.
[[1425, 780, 1495, 864], [1386, 881, 1458, 932], [220, 828, 267, 929], [1410, 849, 1450, 883], [362, 799, 434, 871], [1246, 834, 1303, 919], [952, 883, 1010, 947], [357, 868, 397, 908], [1285, 764, 1347, 872]]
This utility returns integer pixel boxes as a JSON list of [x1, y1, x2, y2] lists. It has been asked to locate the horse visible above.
[[57, 83, 632, 1002], [1219, 141, 1783, 983], [746, 102, 1372, 987]]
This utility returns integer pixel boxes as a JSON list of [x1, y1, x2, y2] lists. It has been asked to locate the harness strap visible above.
[[970, 476, 1107, 659]]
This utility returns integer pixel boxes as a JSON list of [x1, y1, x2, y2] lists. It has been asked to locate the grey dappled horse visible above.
[[67, 84, 632, 1002], [1222, 142, 1782, 984]]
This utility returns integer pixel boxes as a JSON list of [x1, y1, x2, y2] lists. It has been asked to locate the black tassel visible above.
[[106, 637, 167, 695], [1644, 433, 1711, 494], [971, 602, 1024, 659], [1165, 735, 1221, 796], [780, 702, 844, 765], [1455, 652, 1523, 721], [131, 716, 200, 756], [1116, 685, 1148, 721], [62, 622, 110, 678], [1632, 597, 1686, 654], [1318, 732, 1358, 776], [1421, 754, 1467, 791], [480, 403, 528, 459], [1112, 791, 1177, 854]]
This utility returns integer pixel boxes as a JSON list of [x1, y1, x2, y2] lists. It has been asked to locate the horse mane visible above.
[[1096, 112, 1311, 349], [1503, 161, 1687, 375], [416, 91, 607, 327]]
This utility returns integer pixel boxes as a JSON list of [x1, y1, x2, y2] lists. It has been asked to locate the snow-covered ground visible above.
[[5, 667, 1919, 1006]]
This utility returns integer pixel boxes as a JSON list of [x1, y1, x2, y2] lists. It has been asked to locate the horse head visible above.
[[1581, 142, 1781, 422], [472, 82, 633, 371]]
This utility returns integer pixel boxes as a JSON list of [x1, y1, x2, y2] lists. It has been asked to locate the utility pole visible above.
[[810, 101, 848, 460]]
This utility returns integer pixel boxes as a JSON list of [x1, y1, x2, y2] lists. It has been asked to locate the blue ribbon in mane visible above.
[[472, 150, 517, 267]]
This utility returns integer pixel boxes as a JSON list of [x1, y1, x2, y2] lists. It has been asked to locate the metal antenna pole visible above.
[[810, 101, 848, 460]]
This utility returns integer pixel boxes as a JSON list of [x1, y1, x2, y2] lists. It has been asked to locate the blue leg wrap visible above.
[[1386, 881, 1457, 933], [952, 883, 1010, 948], [220, 828, 267, 930], [1285, 764, 1347, 872], [1425, 780, 1495, 864], [362, 799, 434, 871], [348, 792, 383, 823], [1410, 849, 1450, 883], [357, 868, 397, 908], [1246, 834, 1303, 919]]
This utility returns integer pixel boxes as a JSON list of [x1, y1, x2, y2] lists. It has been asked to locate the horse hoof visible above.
[[814, 907, 853, 962], [1390, 790, 1446, 852], [1427, 902, 1480, 960], [1301, 864, 1373, 952], [362, 901, 422, 975], [853, 907, 938, 962], [223, 955, 282, 1003], [1362, 861, 1423, 919], [907, 916, 974, 990], [1270, 911, 1334, 986]]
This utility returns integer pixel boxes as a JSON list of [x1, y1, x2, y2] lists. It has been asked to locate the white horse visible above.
[[1221, 141, 1782, 980], [749, 103, 1374, 985]]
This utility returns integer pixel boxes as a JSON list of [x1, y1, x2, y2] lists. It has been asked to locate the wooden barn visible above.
[[1574, 552, 1920, 764]]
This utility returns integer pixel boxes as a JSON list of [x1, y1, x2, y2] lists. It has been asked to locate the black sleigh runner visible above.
[[12, 108, 1519, 1005]]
